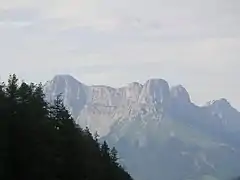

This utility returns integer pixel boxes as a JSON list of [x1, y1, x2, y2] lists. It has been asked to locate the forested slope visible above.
[[0, 74, 133, 180]]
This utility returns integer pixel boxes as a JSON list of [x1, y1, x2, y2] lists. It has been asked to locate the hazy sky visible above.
[[0, 0, 240, 108]]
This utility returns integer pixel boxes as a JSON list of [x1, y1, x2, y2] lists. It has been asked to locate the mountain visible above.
[[0, 74, 133, 180], [44, 75, 240, 180]]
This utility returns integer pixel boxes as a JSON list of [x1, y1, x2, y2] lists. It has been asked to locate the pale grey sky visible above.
[[0, 0, 240, 108]]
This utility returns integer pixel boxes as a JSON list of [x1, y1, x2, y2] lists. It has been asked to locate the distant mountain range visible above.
[[44, 75, 240, 180]]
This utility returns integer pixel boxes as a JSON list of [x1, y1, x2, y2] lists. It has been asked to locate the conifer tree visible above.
[[0, 74, 133, 180]]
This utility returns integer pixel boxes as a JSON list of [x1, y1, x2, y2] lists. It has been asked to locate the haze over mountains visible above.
[[44, 74, 240, 180]]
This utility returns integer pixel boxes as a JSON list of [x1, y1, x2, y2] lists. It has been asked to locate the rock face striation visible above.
[[45, 75, 175, 136], [44, 75, 240, 180]]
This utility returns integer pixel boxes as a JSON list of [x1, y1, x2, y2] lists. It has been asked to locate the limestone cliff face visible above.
[[44, 76, 176, 136], [44, 75, 240, 137], [44, 74, 240, 180]]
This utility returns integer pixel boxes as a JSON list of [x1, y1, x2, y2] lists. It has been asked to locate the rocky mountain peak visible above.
[[52, 74, 78, 81], [145, 78, 169, 87], [170, 85, 191, 103], [44, 74, 88, 118], [139, 79, 170, 105], [206, 98, 232, 110], [45, 74, 84, 93], [212, 98, 230, 106], [50, 74, 83, 87]]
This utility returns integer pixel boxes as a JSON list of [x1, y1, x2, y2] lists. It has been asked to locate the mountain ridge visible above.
[[45, 74, 234, 110], [44, 74, 240, 180]]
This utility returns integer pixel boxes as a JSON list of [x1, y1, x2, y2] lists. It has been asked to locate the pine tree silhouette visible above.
[[0, 74, 133, 180]]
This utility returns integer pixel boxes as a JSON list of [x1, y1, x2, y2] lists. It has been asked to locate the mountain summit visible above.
[[44, 74, 240, 180]]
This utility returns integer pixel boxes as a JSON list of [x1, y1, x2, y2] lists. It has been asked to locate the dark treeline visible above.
[[0, 74, 133, 180]]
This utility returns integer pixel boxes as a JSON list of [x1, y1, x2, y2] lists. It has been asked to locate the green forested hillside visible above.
[[0, 74, 133, 180]]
